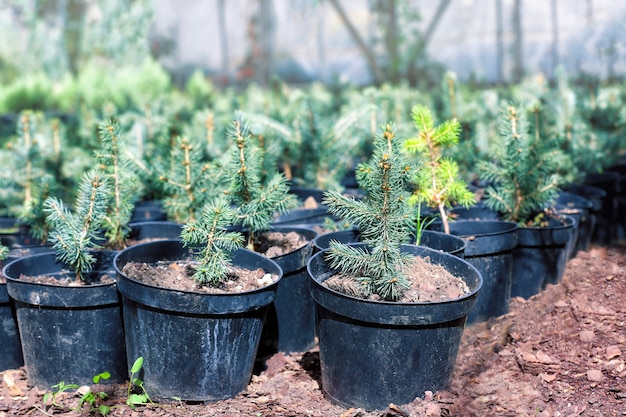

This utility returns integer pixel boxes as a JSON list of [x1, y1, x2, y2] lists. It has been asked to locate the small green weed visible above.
[[127, 356, 151, 408], [77, 372, 112, 415], [43, 380, 80, 408], [42, 357, 151, 415], [43, 371, 112, 415]]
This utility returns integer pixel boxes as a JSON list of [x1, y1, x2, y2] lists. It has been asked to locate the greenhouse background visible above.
[[1, 0, 625, 89]]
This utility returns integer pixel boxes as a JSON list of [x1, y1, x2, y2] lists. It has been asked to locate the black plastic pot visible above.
[[271, 207, 333, 227], [0, 280, 23, 371], [313, 229, 466, 258], [128, 221, 183, 243], [271, 187, 332, 227], [565, 183, 606, 245], [3, 250, 127, 389], [288, 186, 325, 203], [418, 230, 466, 258], [448, 220, 518, 324], [307, 243, 482, 410], [130, 200, 167, 223], [0, 247, 56, 371], [607, 162, 626, 241], [450, 201, 501, 221], [556, 191, 594, 256], [312, 229, 361, 253], [0, 217, 42, 248], [114, 240, 282, 401], [260, 226, 318, 354], [583, 172, 620, 245], [511, 216, 575, 300]]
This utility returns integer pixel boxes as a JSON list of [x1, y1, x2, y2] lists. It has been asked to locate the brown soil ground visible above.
[[1, 244, 625, 417]]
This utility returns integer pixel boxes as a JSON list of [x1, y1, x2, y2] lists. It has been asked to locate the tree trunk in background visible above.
[[405, 0, 451, 84], [550, 0, 559, 77], [495, 0, 503, 83], [65, 0, 86, 75], [383, 0, 399, 84], [259, 0, 275, 85], [217, 0, 231, 85], [328, 0, 384, 85], [512, 0, 524, 82]]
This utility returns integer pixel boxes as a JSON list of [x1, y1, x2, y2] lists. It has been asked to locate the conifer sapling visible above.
[[323, 123, 413, 301], [180, 198, 245, 286], [478, 104, 561, 226], [0, 110, 49, 219], [159, 135, 218, 223], [223, 113, 297, 250], [96, 118, 139, 249], [404, 105, 475, 235], [44, 171, 109, 282], [20, 174, 58, 244]]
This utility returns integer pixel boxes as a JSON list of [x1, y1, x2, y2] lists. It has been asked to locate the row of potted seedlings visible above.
[[0, 101, 617, 412]]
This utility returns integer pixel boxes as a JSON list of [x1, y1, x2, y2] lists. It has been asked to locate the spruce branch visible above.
[[45, 171, 109, 282], [223, 113, 297, 249], [243, 101, 374, 190], [404, 105, 475, 235], [0, 110, 46, 217], [19, 174, 58, 244], [96, 118, 139, 249], [17, 111, 36, 208], [323, 123, 413, 301], [181, 198, 245, 286], [159, 135, 221, 223]]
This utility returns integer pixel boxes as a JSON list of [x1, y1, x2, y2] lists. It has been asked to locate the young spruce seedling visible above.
[[478, 104, 562, 226], [323, 123, 414, 301], [221, 113, 297, 250], [96, 118, 140, 249], [44, 170, 109, 282], [404, 104, 475, 235], [180, 198, 245, 286]]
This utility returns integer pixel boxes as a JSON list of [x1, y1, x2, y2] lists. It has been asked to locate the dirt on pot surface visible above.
[[1, 244, 626, 416], [254, 230, 310, 258]]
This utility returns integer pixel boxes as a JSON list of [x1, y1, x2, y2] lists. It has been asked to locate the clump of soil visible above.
[[324, 255, 471, 302], [253, 231, 309, 258]]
